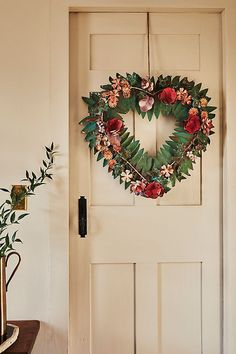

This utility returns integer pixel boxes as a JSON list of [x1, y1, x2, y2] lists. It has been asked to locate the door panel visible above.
[[91, 264, 135, 354], [69, 12, 221, 354]]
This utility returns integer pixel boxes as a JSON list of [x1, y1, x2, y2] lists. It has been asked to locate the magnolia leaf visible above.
[[82, 122, 97, 133], [205, 106, 217, 113], [82, 96, 95, 106], [120, 132, 130, 144], [122, 136, 134, 148], [131, 148, 144, 165], [154, 101, 161, 119], [97, 152, 103, 161], [147, 107, 154, 121]]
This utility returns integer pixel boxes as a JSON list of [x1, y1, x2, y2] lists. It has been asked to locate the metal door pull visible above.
[[78, 196, 87, 237]]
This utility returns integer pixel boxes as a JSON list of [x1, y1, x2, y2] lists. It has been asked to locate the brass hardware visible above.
[[11, 185, 27, 211], [0, 252, 21, 342], [0, 257, 7, 341]]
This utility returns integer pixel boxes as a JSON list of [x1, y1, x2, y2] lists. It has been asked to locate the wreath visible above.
[[80, 73, 216, 199]]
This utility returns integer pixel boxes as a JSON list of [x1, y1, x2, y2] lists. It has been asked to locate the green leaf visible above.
[[208, 113, 215, 119], [100, 84, 112, 90], [154, 101, 161, 119], [170, 174, 176, 187], [199, 88, 208, 97], [172, 103, 188, 121], [0, 188, 9, 193], [205, 106, 217, 113], [124, 181, 131, 190], [179, 159, 193, 176], [105, 109, 123, 120], [120, 132, 130, 144], [116, 96, 130, 114], [131, 148, 144, 165], [122, 136, 134, 148], [17, 213, 29, 220], [171, 76, 180, 86], [82, 96, 95, 106], [82, 122, 97, 133], [147, 106, 154, 121], [127, 140, 140, 154], [193, 83, 202, 95], [85, 132, 96, 142], [10, 212, 16, 223], [103, 159, 109, 167], [12, 231, 18, 242], [97, 152, 103, 161]]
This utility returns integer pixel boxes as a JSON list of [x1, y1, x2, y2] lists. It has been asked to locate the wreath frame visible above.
[[80, 73, 216, 199]]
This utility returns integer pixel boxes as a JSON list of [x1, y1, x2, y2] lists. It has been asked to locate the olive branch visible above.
[[0, 143, 56, 257]]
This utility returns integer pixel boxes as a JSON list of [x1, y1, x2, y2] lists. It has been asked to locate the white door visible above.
[[69, 12, 221, 354]]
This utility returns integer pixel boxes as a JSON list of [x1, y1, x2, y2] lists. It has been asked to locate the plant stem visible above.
[[117, 152, 146, 181]]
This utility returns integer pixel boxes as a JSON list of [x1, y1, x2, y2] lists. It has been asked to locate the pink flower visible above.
[[158, 87, 177, 104], [144, 182, 165, 199], [177, 88, 192, 105], [130, 180, 146, 196], [141, 78, 154, 92], [201, 117, 214, 136], [139, 95, 154, 112]]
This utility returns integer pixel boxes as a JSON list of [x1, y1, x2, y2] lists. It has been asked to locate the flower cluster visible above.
[[102, 78, 131, 108], [81, 73, 216, 199]]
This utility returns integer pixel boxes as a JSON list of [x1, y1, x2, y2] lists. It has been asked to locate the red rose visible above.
[[184, 114, 201, 134], [144, 182, 165, 199], [106, 118, 123, 135], [158, 87, 177, 104]]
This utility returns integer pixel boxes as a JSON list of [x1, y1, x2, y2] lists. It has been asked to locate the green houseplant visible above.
[[0, 143, 56, 256], [0, 143, 56, 345]]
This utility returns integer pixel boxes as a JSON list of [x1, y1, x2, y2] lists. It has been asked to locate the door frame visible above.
[[50, 1, 236, 353]]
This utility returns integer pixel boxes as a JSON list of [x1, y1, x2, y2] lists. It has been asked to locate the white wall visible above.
[[0, 1, 68, 353]]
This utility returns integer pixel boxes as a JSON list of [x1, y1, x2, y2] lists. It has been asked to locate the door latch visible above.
[[78, 196, 87, 237]]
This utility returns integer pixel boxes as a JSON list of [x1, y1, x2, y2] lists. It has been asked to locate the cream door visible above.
[[69, 12, 221, 354]]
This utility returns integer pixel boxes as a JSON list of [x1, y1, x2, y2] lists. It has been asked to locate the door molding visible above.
[[50, 1, 236, 353]]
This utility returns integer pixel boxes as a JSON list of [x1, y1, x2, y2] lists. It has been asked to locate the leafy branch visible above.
[[0, 143, 56, 257]]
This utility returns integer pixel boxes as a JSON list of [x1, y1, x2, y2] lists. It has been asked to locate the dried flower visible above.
[[184, 114, 201, 134], [201, 117, 214, 136], [160, 164, 174, 178], [111, 78, 122, 91], [201, 111, 208, 120], [139, 95, 154, 112], [188, 108, 199, 116], [200, 98, 208, 107], [122, 82, 131, 98], [108, 90, 119, 108], [158, 87, 177, 104], [130, 180, 146, 196], [144, 182, 165, 199], [121, 170, 133, 183], [186, 151, 196, 162], [108, 159, 116, 172], [141, 78, 154, 92], [103, 150, 113, 160], [177, 88, 192, 105]]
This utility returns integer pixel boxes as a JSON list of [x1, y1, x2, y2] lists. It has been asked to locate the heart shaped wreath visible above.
[[80, 73, 216, 199]]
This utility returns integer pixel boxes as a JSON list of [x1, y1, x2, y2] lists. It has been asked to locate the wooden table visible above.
[[4, 321, 40, 354]]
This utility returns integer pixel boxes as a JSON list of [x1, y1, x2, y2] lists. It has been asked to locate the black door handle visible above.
[[78, 196, 87, 237]]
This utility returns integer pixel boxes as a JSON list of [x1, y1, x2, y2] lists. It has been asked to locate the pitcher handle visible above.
[[5, 251, 21, 291]]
